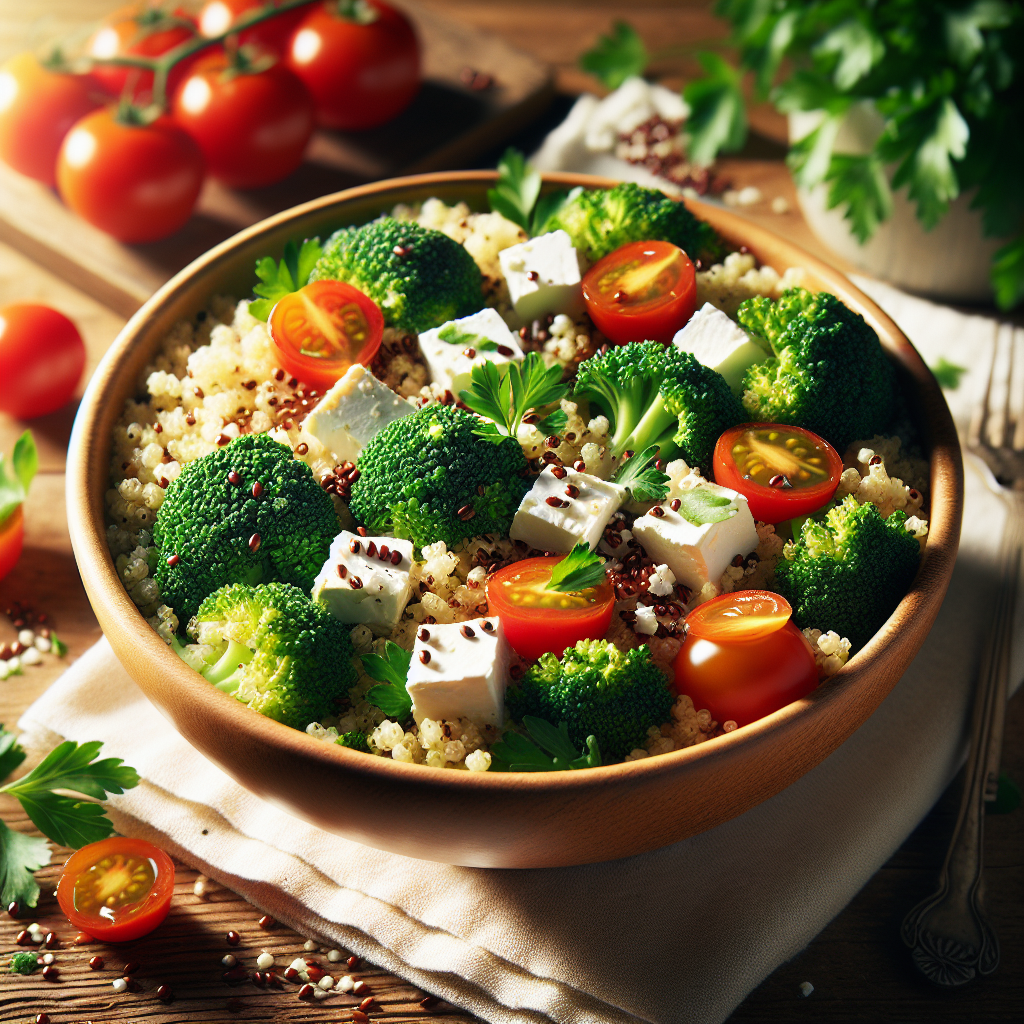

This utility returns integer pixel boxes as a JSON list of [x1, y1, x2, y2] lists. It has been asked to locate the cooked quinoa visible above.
[[106, 197, 928, 771]]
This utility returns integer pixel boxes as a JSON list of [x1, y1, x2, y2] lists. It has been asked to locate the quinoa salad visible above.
[[105, 179, 931, 774]]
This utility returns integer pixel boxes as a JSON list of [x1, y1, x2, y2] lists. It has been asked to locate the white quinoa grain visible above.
[[302, 939, 317, 951], [221, 954, 237, 968], [799, 981, 814, 997], [327, 949, 343, 962], [112, 978, 128, 993], [33, 636, 51, 653], [20, 647, 42, 666], [256, 952, 274, 969], [17, 629, 34, 646], [318, 975, 334, 990], [337, 975, 354, 993]]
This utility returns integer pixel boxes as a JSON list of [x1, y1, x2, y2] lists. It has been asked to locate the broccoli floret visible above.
[[348, 403, 530, 549], [187, 582, 356, 730], [774, 495, 921, 652], [506, 639, 674, 761], [336, 731, 370, 753], [9, 952, 40, 975], [738, 287, 896, 452], [537, 182, 723, 264], [310, 217, 484, 333], [154, 434, 338, 626], [573, 341, 744, 471]]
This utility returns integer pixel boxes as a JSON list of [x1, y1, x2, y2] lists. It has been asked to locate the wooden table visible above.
[[1, 3, 1021, 1022]]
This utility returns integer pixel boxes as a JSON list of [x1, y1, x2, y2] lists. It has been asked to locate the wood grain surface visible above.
[[0, 1, 1021, 1022]]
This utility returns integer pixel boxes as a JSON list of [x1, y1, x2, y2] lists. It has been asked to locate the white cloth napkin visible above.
[[19, 292, 1024, 1024]]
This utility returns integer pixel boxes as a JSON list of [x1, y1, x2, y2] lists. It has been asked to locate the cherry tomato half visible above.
[[0, 304, 86, 419], [713, 423, 843, 524], [0, 53, 102, 187], [686, 589, 792, 643], [269, 280, 384, 391], [57, 109, 204, 243], [673, 593, 818, 727], [172, 52, 313, 188], [86, 4, 199, 100], [286, 0, 420, 131], [486, 556, 615, 661], [199, 0, 316, 56], [56, 836, 175, 942], [0, 505, 24, 584], [582, 240, 696, 345]]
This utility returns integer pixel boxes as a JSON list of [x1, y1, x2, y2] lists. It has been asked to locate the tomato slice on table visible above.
[[713, 423, 842, 524], [673, 592, 818, 728], [582, 240, 696, 344], [56, 837, 175, 942], [269, 280, 383, 391], [486, 556, 615, 661]]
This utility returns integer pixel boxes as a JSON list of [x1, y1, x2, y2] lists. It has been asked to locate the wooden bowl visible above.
[[67, 172, 964, 868]]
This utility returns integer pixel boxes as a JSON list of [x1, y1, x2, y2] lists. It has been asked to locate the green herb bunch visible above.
[[580, 3, 1024, 309]]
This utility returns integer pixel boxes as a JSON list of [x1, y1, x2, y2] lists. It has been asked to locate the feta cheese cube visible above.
[[406, 617, 511, 728], [630, 484, 759, 592], [417, 307, 524, 397], [304, 364, 414, 464], [510, 465, 628, 553], [311, 531, 414, 631], [633, 604, 659, 635], [672, 302, 768, 393], [498, 230, 585, 322]]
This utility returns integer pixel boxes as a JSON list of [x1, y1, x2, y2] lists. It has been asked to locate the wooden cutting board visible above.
[[0, 1, 553, 318]]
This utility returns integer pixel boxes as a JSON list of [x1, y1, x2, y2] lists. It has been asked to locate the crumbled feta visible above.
[[417, 307, 524, 396], [672, 302, 767, 393], [630, 484, 759, 592], [647, 563, 676, 597], [304, 363, 414, 464], [498, 230, 585, 322], [633, 605, 658, 634], [510, 464, 628, 552], [406, 617, 512, 729], [904, 516, 928, 538], [311, 532, 414, 631]]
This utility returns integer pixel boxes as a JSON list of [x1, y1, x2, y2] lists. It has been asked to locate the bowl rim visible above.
[[67, 169, 964, 800]]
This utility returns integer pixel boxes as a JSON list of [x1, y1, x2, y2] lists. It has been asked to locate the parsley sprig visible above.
[[362, 641, 413, 720], [0, 432, 37, 529], [490, 716, 602, 772], [437, 323, 498, 352], [0, 726, 140, 908], [612, 445, 670, 502], [487, 148, 567, 236], [460, 352, 568, 442], [545, 542, 607, 593], [249, 237, 323, 321]]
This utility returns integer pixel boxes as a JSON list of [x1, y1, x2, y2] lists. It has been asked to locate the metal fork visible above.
[[901, 321, 1024, 986]]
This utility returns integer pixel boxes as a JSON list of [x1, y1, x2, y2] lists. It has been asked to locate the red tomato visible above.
[[199, 0, 316, 56], [269, 280, 383, 390], [172, 52, 313, 188], [0, 304, 86, 419], [0, 505, 24, 583], [86, 4, 199, 99], [56, 836, 175, 943], [713, 423, 843, 524], [673, 593, 818, 726], [286, 0, 420, 131], [686, 589, 792, 643], [486, 557, 615, 661], [56, 109, 204, 243], [582, 240, 696, 345], [0, 53, 102, 187]]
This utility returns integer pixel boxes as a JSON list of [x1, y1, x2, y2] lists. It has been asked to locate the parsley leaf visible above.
[[930, 356, 968, 390], [945, 1, 1013, 66], [991, 235, 1024, 311], [675, 488, 736, 526], [437, 323, 498, 352], [0, 431, 37, 527], [683, 52, 747, 166], [0, 822, 49, 911], [813, 19, 884, 91], [578, 20, 648, 90], [362, 641, 413, 720], [461, 352, 568, 442], [545, 542, 607, 593], [490, 716, 602, 772], [249, 236, 323, 321], [824, 153, 893, 244], [0, 727, 26, 782], [536, 408, 568, 436], [9, 950, 42, 974], [613, 445, 670, 502], [487, 148, 541, 233]]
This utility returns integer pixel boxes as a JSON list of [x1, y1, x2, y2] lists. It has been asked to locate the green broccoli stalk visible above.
[[738, 287, 897, 452], [348, 403, 530, 549], [311, 217, 484, 333], [573, 342, 744, 472], [186, 582, 356, 730], [153, 434, 338, 626], [537, 181, 724, 264], [505, 639, 674, 761], [774, 495, 921, 652]]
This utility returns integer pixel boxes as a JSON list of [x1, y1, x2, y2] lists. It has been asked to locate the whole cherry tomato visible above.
[[199, 0, 316, 56], [0, 53, 102, 187], [286, 0, 420, 131], [86, 3, 200, 100], [713, 423, 843, 524], [56, 109, 204, 243], [56, 836, 176, 942], [269, 280, 383, 390], [673, 592, 818, 727], [0, 304, 86, 419], [486, 557, 615, 661], [582, 240, 697, 345], [173, 51, 313, 188]]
